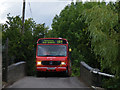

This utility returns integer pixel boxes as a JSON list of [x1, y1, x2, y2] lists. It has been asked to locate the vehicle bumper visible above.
[[36, 67, 67, 72]]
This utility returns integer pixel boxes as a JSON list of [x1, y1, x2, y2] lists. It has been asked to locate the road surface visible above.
[[7, 77, 91, 89]]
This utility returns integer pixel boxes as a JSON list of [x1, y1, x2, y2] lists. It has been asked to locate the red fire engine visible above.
[[36, 38, 72, 76]]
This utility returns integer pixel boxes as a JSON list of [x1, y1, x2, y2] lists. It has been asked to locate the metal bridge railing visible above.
[[80, 61, 115, 87]]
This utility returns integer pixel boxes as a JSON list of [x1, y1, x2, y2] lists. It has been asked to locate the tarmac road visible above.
[[7, 73, 92, 89]]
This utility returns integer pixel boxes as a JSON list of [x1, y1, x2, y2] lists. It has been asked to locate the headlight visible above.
[[37, 61, 42, 65], [61, 61, 66, 65]]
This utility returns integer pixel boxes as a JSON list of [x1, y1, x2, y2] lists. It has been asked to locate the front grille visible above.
[[42, 61, 61, 65]]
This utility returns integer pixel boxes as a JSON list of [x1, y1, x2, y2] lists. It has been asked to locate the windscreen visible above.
[[37, 45, 67, 56]]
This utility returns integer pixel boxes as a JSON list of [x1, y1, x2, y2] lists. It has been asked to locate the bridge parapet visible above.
[[80, 61, 114, 88], [7, 61, 26, 84]]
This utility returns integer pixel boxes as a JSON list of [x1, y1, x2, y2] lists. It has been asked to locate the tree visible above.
[[50, 1, 120, 88], [2, 14, 49, 75], [51, 2, 100, 76]]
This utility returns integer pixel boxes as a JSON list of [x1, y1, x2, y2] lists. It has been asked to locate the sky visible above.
[[0, 0, 117, 29]]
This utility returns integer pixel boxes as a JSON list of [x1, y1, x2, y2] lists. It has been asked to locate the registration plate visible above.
[[47, 67, 55, 70]]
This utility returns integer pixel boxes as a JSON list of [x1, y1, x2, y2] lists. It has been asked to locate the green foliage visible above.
[[50, 2, 100, 76], [50, 1, 120, 88], [102, 77, 120, 89], [83, 3, 119, 72], [2, 14, 49, 75], [82, 2, 119, 88]]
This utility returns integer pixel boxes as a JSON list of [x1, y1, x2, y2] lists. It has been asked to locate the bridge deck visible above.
[[7, 76, 92, 89]]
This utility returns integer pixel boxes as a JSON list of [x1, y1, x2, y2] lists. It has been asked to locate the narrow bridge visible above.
[[2, 61, 114, 90], [2, 61, 91, 89], [7, 76, 89, 88]]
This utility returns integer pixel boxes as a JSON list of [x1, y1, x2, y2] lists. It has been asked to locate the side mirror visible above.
[[69, 48, 72, 52]]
